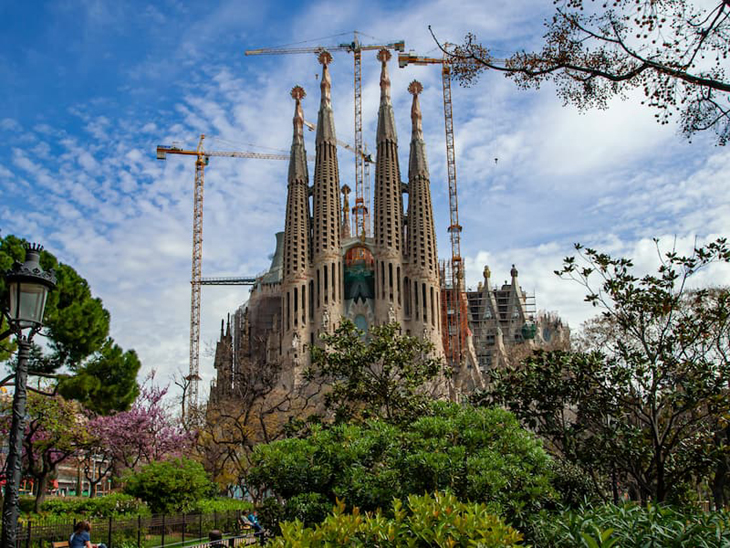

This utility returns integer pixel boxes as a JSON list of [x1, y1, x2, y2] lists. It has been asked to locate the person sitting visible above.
[[69, 521, 106, 548], [247, 511, 265, 544]]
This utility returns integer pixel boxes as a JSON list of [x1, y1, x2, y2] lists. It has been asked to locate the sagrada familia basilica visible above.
[[210, 50, 568, 403]]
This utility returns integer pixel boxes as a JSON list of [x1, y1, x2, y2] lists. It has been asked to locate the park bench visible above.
[[51, 542, 69, 548]]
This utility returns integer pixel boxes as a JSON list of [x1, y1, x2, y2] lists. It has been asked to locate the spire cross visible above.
[[291, 86, 306, 101], [317, 50, 333, 66], [409, 80, 423, 136], [408, 80, 423, 96], [376, 49, 391, 63], [291, 86, 305, 138]]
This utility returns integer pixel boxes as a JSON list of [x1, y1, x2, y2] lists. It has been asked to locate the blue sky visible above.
[[2, 0, 729, 396]]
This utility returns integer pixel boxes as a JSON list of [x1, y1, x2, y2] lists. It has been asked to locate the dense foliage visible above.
[[528, 503, 730, 547], [37, 493, 149, 519], [249, 403, 554, 522], [476, 239, 730, 505], [267, 492, 523, 547], [447, 0, 730, 144], [123, 457, 216, 514], [0, 234, 139, 413], [308, 320, 445, 423]]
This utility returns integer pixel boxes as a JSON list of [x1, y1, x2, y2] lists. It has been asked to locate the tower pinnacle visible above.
[[316, 51, 336, 144], [408, 80, 424, 141], [291, 86, 306, 141], [318, 50, 333, 106]]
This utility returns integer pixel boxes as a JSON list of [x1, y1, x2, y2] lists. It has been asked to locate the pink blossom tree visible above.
[[82, 377, 193, 496]]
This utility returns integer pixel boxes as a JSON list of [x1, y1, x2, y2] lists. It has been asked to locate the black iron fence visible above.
[[14, 509, 254, 548]]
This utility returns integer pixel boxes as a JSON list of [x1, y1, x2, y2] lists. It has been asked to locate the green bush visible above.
[[284, 493, 332, 526], [123, 457, 216, 514], [528, 503, 730, 547], [250, 403, 555, 520], [259, 497, 285, 537], [39, 493, 149, 518], [190, 497, 253, 514], [266, 491, 523, 547]]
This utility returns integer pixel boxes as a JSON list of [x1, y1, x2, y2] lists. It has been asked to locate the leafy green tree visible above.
[[307, 320, 445, 423], [248, 403, 555, 521], [478, 239, 730, 504], [0, 234, 138, 413], [123, 457, 216, 514], [445, 0, 730, 144], [57, 338, 140, 415]]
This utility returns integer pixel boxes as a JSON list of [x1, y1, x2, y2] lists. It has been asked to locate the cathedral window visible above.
[[422, 283, 428, 323], [430, 286, 435, 326], [388, 263, 393, 301]]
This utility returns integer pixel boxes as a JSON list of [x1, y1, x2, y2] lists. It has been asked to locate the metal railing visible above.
[[13, 509, 254, 548]]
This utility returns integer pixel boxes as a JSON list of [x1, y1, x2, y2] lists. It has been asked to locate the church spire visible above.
[[283, 85, 311, 281], [316, 51, 336, 145], [373, 48, 403, 255], [376, 49, 397, 143]]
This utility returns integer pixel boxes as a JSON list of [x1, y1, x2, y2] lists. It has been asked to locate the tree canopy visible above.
[[248, 403, 555, 522], [307, 320, 446, 423], [0, 234, 139, 413], [476, 238, 730, 504], [444, 0, 730, 144]]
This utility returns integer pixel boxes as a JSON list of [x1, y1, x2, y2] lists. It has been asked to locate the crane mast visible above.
[[246, 32, 404, 238], [398, 52, 466, 367], [155, 135, 301, 416]]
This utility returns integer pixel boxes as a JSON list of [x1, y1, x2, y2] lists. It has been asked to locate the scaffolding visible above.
[[464, 283, 536, 371]]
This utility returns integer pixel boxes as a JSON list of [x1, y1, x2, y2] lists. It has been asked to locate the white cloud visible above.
[[2, 0, 727, 404]]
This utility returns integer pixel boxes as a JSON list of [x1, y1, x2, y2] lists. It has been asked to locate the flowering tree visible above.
[[0, 392, 88, 511], [82, 377, 193, 495]]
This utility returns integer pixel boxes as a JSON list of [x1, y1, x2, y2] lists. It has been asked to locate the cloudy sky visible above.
[[2, 0, 729, 398]]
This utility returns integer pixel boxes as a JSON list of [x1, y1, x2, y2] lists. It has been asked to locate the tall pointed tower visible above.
[[405, 80, 442, 349], [281, 85, 312, 373], [312, 51, 343, 337], [373, 49, 405, 324]]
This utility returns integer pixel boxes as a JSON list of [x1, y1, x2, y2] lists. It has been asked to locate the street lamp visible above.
[[1, 243, 56, 548]]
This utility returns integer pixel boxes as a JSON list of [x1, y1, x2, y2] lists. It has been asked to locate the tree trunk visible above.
[[33, 473, 49, 513]]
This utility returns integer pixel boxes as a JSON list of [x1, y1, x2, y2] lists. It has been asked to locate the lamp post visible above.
[[1, 243, 56, 548]]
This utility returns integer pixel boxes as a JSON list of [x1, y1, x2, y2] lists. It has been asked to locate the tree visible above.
[[0, 392, 89, 511], [58, 338, 140, 415], [248, 403, 555, 521], [196, 359, 325, 500], [123, 457, 215, 514], [307, 320, 446, 423], [443, 0, 730, 144], [0, 235, 139, 413], [478, 239, 730, 504], [87, 377, 192, 474]]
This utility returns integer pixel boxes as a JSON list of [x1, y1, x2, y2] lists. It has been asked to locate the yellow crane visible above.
[[246, 31, 404, 238], [398, 51, 466, 368], [398, 50, 506, 368], [156, 135, 314, 414]]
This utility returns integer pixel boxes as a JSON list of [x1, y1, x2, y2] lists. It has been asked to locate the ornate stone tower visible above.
[[312, 51, 344, 339], [211, 316, 233, 403], [373, 49, 405, 324], [281, 85, 312, 374], [405, 80, 442, 349]]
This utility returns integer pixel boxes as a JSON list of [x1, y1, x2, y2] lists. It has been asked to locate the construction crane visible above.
[[246, 31, 405, 238], [156, 135, 313, 414], [398, 50, 468, 368]]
